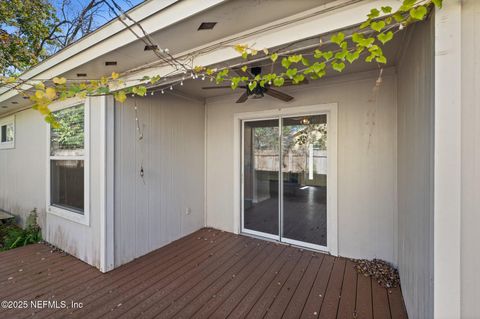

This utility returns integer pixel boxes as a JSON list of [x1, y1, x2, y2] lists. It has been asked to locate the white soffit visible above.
[[122, 0, 401, 86], [0, 0, 227, 102]]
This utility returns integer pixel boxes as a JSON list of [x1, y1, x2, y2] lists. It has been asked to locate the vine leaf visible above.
[[288, 54, 303, 63], [114, 90, 127, 103], [432, 0, 443, 8], [322, 51, 333, 61], [293, 74, 305, 84], [281, 58, 292, 69], [271, 53, 278, 62], [381, 6, 392, 14], [376, 55, 387, 64], [273, 77, 284, 87], [52, 77, 66, 85], [410, 6, 427, 20], [248, 81, 257, 91], [346, 51, 360, 63], [45, 88, 56, 99], [377, 31, 394, 44], [332, 62, 345, 72], [285, 68, 298, 79], [367, 8, 380, 19], [370, 21, 386, 32], [330, 32, 345, 45]]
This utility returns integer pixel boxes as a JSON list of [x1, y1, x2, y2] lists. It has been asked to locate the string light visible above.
[[180, 81, 183, 86], [170, 85, 173, 90], [161, 90, 164, 94]]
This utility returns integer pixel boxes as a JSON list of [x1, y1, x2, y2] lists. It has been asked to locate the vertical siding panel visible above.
[[114, 95, 205, 267]]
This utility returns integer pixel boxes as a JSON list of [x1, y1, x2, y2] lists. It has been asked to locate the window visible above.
[[0, 115, 15, 149], [48, 103, 89, 224]]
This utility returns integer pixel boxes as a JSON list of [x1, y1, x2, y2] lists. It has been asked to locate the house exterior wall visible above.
[[460, 1, 480, 317], [0, 97, 107, 269], [45, 96, 107, 269], [114, 94, 205, 267], [0, 109, 47, 232], [205, 69, 398, 265], [397, 18, 434, 319]]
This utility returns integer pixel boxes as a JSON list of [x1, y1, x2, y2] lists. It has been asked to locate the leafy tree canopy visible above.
[[0, 0, 58, 76]]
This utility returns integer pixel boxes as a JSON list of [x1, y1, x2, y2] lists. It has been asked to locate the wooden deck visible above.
[[0, 228, 408, 318]]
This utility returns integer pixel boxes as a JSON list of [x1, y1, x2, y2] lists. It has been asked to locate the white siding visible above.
[[0, 109, 46, 231], [46, 96, 106, 269], [205, 69, 398, 264], [0, 97, 106, 269], [397, 19, 434, 319], [461, 1, 480, 318], [114, 94, 205, 267]]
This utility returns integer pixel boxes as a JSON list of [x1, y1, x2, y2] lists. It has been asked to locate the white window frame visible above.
[[0, 115, 15, 150], [46, 98, 90, 226], [233, 103, 338, 256]]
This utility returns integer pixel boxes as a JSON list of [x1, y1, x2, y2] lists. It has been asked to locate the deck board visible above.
[[0, 228, 408, 319]]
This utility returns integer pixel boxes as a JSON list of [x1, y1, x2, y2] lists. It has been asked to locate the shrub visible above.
[[0, 209, 42, 251]]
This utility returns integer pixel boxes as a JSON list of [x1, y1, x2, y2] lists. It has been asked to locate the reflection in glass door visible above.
[[242, 119, 280, 239], [281, 115, 328, 247], [242, 114, 328, 250]]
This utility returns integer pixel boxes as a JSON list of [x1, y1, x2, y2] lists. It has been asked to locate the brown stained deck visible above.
[[0, 228, 408, 319]]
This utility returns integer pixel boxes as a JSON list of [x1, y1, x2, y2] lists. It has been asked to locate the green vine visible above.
[[0, 0, 442, 127]]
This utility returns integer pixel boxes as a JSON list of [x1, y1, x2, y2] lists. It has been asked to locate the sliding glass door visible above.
[[242, 119, 280, 239], [242, 114, 328, 250]]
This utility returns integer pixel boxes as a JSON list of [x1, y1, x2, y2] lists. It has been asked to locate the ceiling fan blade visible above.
[[202, 85, 247, 90], [236, 91, 249, 103], [202, 86, 233, 89], [232, 67, 252, 78], [283, 78, 309, 86], [265, 88, 294, 102]]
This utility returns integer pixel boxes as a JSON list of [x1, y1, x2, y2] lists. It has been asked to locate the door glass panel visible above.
[[243, 119, 279, 236], [282, 115, 327, 246]]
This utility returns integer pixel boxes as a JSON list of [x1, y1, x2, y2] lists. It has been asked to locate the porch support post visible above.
[[100, 95, 115, 272], [434, 2, 462, 318]]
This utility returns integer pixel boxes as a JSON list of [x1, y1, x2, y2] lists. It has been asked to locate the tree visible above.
[[0, 0, 58, 75], [48, 0, 137, 49], [0, 0, 138, 76]]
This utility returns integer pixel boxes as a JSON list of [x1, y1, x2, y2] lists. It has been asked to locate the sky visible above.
[[51, 0, 145, 35]]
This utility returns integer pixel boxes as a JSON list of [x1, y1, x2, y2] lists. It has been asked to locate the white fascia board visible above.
[[121, 0, 401, 86], [0, 0, 227, 102]]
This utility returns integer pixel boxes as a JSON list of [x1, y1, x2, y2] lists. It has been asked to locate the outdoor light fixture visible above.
[[105, 61, 117, 66], [76, 73, 87, 77], [301, 118, 310, 125], [197, 22, 217, 30]]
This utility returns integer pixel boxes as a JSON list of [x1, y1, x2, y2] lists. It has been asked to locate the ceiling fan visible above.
[[202, 66, 307, 103]]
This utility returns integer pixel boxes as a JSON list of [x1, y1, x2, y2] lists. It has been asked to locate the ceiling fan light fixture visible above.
[[301, 118, 310, 125], [252, 92, 264, 99]]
